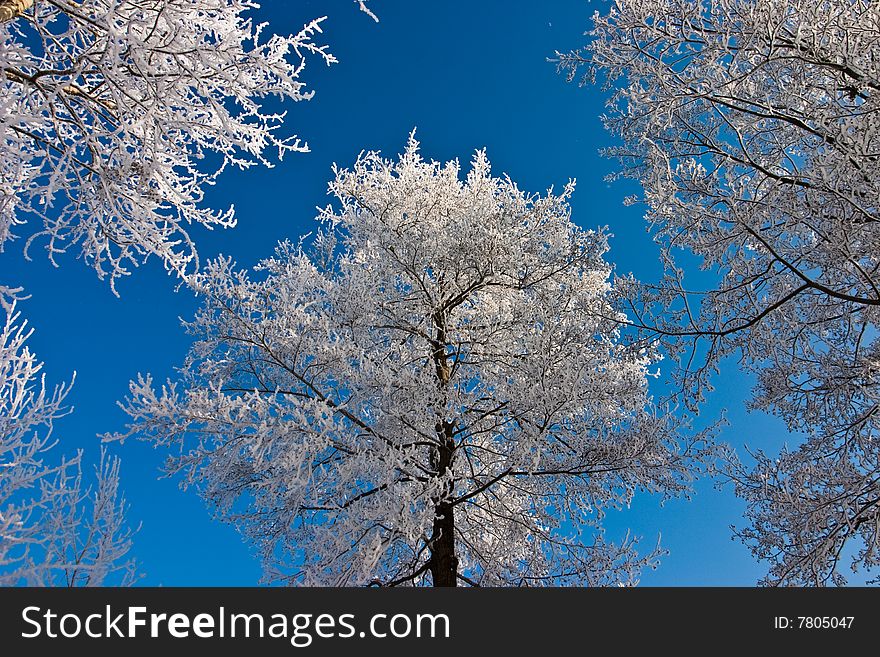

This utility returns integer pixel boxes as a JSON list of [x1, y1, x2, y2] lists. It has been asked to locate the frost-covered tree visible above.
[[0, 0, 346, 290], [0, 0, 374, 586], [0, 293, 136, 586], [558, 0, 880, 585], [115, 136, 707, 586]]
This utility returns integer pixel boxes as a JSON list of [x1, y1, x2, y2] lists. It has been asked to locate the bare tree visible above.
[[0, 293, 136, 586], [114, 135, 710, 586], [558, 0, 880, 585]]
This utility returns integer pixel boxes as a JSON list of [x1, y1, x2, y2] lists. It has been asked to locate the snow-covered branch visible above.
[[0, 300, 136, 585], [559, 0, 880, 584], [114, 135, 711, 586], [1, 1, 337, 292]]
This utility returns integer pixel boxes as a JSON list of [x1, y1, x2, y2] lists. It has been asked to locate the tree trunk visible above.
[[428, 306, 458, 586], [0, 0, 35, 23], [429, 429, 457, 586], [430, 500, 457, 586]]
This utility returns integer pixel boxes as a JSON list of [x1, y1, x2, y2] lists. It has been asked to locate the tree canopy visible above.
[[117, 136, 708, 586], [558, 0, 880, 585], [1, 0, 335, 290]]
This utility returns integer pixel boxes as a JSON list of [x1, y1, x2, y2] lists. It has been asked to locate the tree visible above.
[[0, 0, 342, 291], [0, 292, 136, 585], [557, 0, 880, 585], [115, 135, 707, 586], [0, 1, 378, 586]]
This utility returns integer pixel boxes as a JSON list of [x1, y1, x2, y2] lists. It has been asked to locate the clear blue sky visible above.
[[1, 0, 804, 585]]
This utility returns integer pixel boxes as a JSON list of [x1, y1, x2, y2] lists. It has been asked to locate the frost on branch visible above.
[[354, 1, 379, 23], [0, 1, 336, 291], [558, 1, 880, 584], [0, 298, 136, 586], [116, 135, 710, 586]]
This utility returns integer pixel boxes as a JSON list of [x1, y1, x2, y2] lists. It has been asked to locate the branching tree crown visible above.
[[0, 0, 377, 587], [116, 135, 707, 586], [0, 294, 136, 586], [0, 0, 337, 290], [558, 0, 880, 585]]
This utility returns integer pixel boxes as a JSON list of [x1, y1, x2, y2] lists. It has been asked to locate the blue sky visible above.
[[1, 0, 806, 585]]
